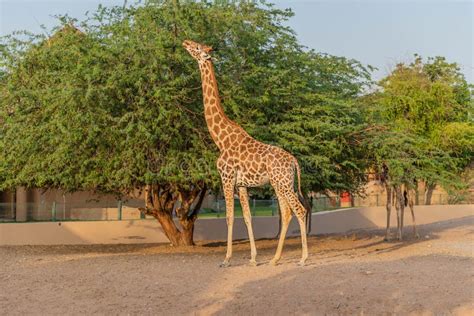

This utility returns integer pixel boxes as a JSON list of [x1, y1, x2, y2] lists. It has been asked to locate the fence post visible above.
[[62, 194, 66, 221], [271, 199, 275, 216], [252, 198, 256, 216], [217, 199, 220, 218], [117, 200, 122, 220], [52, 201, 56, 222], [11, 192, 15, 220]]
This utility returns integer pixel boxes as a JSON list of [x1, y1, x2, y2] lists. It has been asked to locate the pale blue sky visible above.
[[1, 0, 472, 82]]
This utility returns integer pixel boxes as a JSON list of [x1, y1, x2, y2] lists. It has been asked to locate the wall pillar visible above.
[[15, 187, 28, 222]]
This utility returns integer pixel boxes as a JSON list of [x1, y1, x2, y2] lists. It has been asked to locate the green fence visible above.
[[199, 199, 279, 218]]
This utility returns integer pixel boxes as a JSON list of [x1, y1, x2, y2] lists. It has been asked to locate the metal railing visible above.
[[0, 203, 15, 221], [0, 200, 148, 222]]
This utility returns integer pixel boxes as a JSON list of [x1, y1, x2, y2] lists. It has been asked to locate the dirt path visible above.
[[1, 216, 473, 315]]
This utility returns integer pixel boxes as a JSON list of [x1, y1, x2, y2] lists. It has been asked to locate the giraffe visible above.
[[183, 40, 309, 267], [381, 164, 419, 241]]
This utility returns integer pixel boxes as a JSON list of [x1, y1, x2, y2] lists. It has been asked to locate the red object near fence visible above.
[[340, 192, 351, 203]]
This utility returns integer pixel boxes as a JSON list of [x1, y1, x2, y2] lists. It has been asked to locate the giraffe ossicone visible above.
[[183, 39, 309, 266]]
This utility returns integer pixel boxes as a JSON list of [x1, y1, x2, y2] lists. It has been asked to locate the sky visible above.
[[0, 0, 472, 82]]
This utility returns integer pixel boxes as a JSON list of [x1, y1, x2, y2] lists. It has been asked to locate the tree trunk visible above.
[[139, 183, 205, 247], [142, 206, 198, 246], [384, 183, 392, 241], [425, 182, 436, 205], [394, 185, 404, 240], [155, 210, 183, 246], [179, 217, 196, 246]]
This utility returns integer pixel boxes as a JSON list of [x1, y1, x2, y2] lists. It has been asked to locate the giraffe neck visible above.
[[199, 60, 239, 151]]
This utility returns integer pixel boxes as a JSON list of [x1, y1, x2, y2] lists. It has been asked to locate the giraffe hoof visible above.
[[297, 260, 306, 267], [269, 259, 279, 266], [249, 260, 258, 267], [219, 261, 231, 268]]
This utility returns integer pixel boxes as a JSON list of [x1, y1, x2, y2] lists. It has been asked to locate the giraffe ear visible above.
[[202, 45, 213, 53]]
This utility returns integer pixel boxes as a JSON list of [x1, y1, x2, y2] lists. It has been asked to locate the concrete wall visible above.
[[2, 188, 219, 221], [0, 205, 472, 246]]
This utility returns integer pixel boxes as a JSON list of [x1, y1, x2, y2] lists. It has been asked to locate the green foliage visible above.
[[365, 55, 473, 188], [0, 0, 373, 198], [378, 56, 471, 135], [0, 1, 369, 198], [272, 52, 372, 194]]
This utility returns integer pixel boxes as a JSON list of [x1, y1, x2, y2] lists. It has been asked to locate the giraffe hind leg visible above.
[[284, 191, 308, 266], [270, 192, 292, 266]]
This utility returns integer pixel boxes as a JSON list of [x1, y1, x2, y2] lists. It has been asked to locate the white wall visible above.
[[0, 205, 472, 246]]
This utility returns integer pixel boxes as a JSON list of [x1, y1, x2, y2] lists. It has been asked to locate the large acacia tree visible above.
[[1, 0, 372, 244]]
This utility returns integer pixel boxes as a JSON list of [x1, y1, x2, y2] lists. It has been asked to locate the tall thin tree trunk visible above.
[[394, 185, 405, 241], [425, 183, 436, 205], [384, 183, 392, 241]]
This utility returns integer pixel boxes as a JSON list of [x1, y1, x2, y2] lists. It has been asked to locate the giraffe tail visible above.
[[294, 157, 312, 235], [294, 158, 303, 198], [294, 158, 310, 212]]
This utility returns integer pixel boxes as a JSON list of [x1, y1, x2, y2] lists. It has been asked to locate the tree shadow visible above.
[[0, 242, 165, 257], [201, 237, 277, 248], [4, 215, 470, 259], [328, 215, 471, 260]]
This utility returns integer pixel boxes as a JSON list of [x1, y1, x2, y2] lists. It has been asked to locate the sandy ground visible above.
[[1, 216, 473, 315]]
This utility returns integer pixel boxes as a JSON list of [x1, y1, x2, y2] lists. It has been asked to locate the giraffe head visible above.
[[182, 40, 213, 64]]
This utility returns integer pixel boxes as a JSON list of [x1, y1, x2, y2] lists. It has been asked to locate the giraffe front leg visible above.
[[238, 187, 257, 266], [220, 181, 235, 268]]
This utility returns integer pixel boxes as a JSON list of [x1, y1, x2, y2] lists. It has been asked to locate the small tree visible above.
[[363, 55, 473, 204]]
